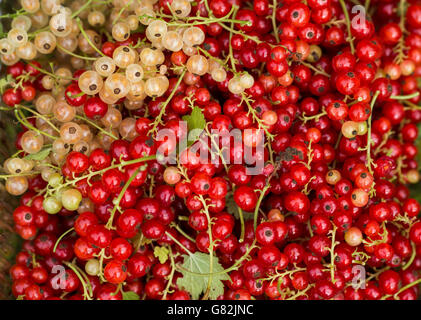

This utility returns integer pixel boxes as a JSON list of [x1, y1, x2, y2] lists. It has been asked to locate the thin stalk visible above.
[[106, 166, 143, 229], [366, 91, 380, 175], [339, 0, 355, 54], [71, 0, 94, 18], [271, 0, 280, 43], [56, 43, 97, 61], [53, 227, 75, 252], [75, 18, 106, 57], [75, 115, 118, 140]]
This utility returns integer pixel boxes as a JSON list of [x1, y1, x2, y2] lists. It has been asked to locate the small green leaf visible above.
[[122, 291, 140, 300], [153, 246, 169, 264], [226, 193, 254, 220], [0, 74, 13, 95], [23, 147, 52, 161], [176, 252, 230, 300], [182, 106, 206, 146]]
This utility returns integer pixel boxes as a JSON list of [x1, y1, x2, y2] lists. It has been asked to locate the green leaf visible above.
[[0, 74, 13, 95], [122, 291, 140, 300], [23, 147, 52, 161], [153, 246, 169, 264], [176, 252, 230, 300], [226, 193, 254, 220], [182, 106, 206, 146]]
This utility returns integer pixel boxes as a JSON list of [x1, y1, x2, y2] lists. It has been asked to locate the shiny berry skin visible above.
[[86, 224, 112, 248], [255, 222, 276, 246], [233, 186, 257, 212], [66, 151, 89, 174], [84, 97, 108, 119], [65, 83, 86, 107], [104, 260, 127, 284], [378, 270, 401, 295], [2, 88, 22, 107]]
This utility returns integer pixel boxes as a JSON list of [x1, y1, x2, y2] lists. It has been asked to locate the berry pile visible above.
[[2, 0, 421, 300]]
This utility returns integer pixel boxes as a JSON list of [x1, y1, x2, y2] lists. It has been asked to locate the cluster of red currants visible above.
[[3, 0, 421, 301]]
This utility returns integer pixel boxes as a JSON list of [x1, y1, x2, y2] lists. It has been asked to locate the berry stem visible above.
[[403, 101, 421, 110], [328, 225, 338, 284], [339, 0, 355, 55], [17, 104, 60, 133], [162, 246, 176, 300], [402, 241, 417, 271], [298, 60, 330, 78], [53, 154, 156, 193], [392, 278, 421, 299], [254, 185, 270, 231], [390, 92, 419, 100], [71, 0, 94, 18], [14, 109, 58, 140], [75, 17, 106, 57], [271, 0, 280, 43], [56, 43, 97, 61], [241, 92, 274, 141], [165, 231, 195, 256], [0, 9, 28, 20], [53, 227, 75, 253], [227, 6, 239, 73], [27, 62, 75, 82], [148, 68, 187, 137], [365, 90, 380, 175], [74, 114, 118, 140], [197, 195, 215, 300], [394, 0, 407, 65], [106, 166, 144, 229], [63, 261, 93, 300], [170, 222, 196, 243]]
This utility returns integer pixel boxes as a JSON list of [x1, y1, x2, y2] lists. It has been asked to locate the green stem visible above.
[[366, 91, 380, 175], [75, 115, 118, 140], [53, 227, 75, 253], [56, 43, 97, 61], [170, 223, 195, 243], [393, 278, 421, 299], [339, 0, 355, 55], [227, 6, 239, 73], [254, 185, 270, 231], [402, 242, 417, 271], [148, 68, 187, 136], [162, 246, 175, 300], [75, 17, 106, 57], [329, 225, 338, 284], [63, 261, 93, 300], [17, 105, 60, 133], [71, 0, 94, 18], [55, 155, 156, 193], [198, 195, 214, 300], [0, 172, 40, 180], [27, 62, 74, 81], [105, 166, 144, 229], [271, 0, 280, 43], [364, 0, 370, 12], [390, 92, 419, 100], [165, 231, 195, 256], [15, 109, 57, 140], [0, 9, 28, 20]]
